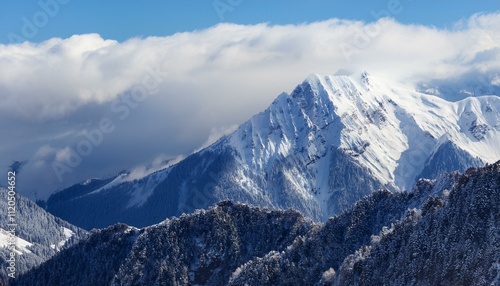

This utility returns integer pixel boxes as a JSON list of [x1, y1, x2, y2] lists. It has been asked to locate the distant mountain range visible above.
[[43, 72, 499, 230], [14, 161, 500, 286]]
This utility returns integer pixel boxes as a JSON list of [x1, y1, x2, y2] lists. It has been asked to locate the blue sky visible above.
[[1, 0, 499, 43]]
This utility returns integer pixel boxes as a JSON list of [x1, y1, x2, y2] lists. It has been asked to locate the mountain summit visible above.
[[45, 73, 500, 229]]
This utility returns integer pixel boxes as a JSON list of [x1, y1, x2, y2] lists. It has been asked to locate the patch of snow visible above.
[[84, 156, 180, 203], [58, 227, 74, 248], [125, 168, 171, 208], [82, 178, 98, 185], [0, 228, 33, 255]]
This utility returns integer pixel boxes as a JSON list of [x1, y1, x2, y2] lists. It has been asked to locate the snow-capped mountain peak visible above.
[[44, 72, 499, 228]]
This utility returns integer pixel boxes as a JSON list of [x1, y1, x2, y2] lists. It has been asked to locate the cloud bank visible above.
[[1, 13, 499, 199]]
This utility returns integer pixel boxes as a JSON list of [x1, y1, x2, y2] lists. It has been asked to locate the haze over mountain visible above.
[[43, 72, 499, 229]]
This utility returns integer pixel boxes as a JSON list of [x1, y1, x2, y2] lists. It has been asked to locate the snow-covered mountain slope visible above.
[[15, 162, 500, 286], [45, 72, 500, 229], [0, 188, 86, 282]]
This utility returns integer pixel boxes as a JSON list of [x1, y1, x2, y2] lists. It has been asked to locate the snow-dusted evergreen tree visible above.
[[15, 162, 499, 285], [13, 202, 311, 286], [336, 163, 500, 285], [0, 188, 86, 282]]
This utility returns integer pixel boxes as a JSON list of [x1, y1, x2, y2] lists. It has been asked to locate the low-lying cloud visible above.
[[1, 13, 499, 199]]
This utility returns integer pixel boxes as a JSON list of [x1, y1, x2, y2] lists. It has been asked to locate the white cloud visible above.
[[492, 75, 500, 86], [2, 15, 500, 121], [33, 144, 57, 159], [1, 13, 500, 199], [54, 147, 74, 163], [194, 124, 239, 153]]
